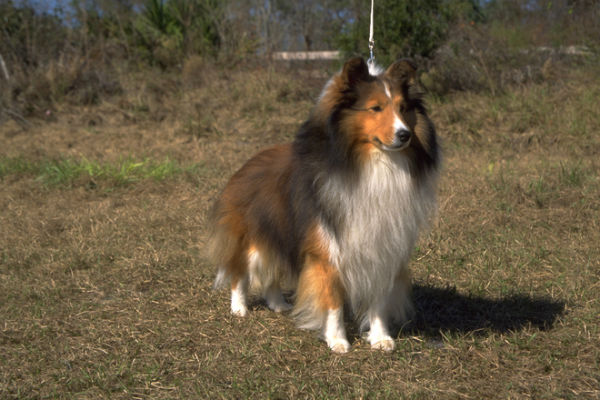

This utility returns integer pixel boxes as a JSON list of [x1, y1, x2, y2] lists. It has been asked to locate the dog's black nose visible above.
[[395, 129, 411, 144]]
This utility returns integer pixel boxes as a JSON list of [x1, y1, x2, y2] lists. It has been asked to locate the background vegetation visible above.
[[1, 0, 599, 398], [1, 0, 599, 119]]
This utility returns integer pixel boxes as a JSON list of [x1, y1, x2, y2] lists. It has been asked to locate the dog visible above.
[[209, 57, 439, 353]]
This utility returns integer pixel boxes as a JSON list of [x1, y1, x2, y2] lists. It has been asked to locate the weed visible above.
[[559, 161, 585, 187]]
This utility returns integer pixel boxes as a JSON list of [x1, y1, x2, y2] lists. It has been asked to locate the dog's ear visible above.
[[385, 58, 417, 90], [341, 57, 370, 87]]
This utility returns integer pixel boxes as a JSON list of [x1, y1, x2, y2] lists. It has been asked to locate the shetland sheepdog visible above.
[[210, 57, 439, 353]]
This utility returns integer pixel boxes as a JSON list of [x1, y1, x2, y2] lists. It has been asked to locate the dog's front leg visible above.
[[324, 307, 350, 353], [367, 301, 395, 351]]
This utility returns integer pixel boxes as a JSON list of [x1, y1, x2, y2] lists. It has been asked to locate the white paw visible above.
[[328, 338, 351, 353], [231, 281, 248, 317], [267, 299, 293, 313], [370, 337, 396, 351], [231, 292, 248, 316], [231, 304, 248, 317]]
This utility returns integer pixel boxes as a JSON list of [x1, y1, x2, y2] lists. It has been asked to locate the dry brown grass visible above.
[[1, 61, 599, 399]]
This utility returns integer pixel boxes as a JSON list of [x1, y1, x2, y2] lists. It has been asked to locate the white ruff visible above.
[[317, 152, 437, 319]]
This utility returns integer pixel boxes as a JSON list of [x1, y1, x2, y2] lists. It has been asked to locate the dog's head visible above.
[[317, 57, 421, 156]]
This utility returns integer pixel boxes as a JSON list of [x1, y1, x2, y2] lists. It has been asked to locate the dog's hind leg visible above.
[[245, 245, 292, 313], [265, 282, 292, 312], [231, 276, 249, 317], [227, 243, 250, 317]]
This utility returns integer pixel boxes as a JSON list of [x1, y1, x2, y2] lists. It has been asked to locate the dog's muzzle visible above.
[[374, 129, 412, 151]]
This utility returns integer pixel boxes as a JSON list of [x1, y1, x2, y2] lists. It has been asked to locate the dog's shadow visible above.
[[252, 283, 565, 342], [395, 283, 565, 338]]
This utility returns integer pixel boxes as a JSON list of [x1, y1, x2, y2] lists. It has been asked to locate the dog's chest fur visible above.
[[317, 153, 437, 310]]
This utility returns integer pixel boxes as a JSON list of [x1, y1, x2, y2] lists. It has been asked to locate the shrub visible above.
[[134, 0, 224, 67], [336, 0, 482, 64], [421, 1, 599, 96]]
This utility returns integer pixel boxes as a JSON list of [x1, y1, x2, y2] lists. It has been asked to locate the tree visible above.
[[337, 0, 482, 63], [134, 0, 224, 65], [271, 0, 348, 51]]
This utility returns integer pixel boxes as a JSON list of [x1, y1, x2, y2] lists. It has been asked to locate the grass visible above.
[[1, 62, 599, 399], [0, 156, 201, 188]]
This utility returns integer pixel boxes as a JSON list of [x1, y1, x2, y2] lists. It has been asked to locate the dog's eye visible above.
[[369, 105, 383, 112]]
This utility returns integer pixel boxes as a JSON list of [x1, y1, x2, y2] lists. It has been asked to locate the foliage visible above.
[[269, 0, 349, 51], [134, 0, 224, 66], [336, 0, 482, 63], [0, 0, 599, 119], [420, 0, 600, 95], [0, 0, 66, 67], [484, 0, 600, 48]]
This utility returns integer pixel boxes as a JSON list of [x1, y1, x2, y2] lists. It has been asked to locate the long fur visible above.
[[209, 57, 440, 351]]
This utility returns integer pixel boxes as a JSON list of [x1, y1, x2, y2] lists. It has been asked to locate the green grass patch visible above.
[[0, 156, 202, 188], [0, 156, 38, 177]]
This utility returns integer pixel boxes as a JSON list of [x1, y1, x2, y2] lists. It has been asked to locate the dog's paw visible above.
[[231, 283, 248, 317], [265, 287, 292, 313], [370, 337, 396, 352], [231, 303, 248, 317], [269, 302, 293, 312], [328, 338, 351, 353], [268, 301, 293, 313]]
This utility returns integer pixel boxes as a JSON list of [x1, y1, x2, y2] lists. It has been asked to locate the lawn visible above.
[[1, 62, 599, 399]]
